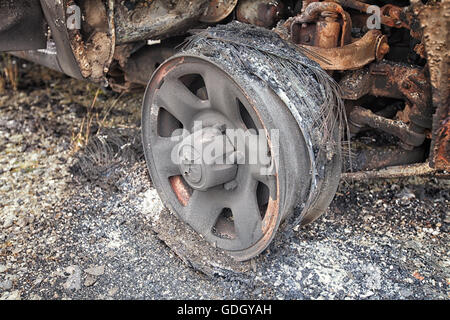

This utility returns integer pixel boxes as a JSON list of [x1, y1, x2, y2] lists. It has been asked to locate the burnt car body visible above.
[[1, 0, 448, 260]]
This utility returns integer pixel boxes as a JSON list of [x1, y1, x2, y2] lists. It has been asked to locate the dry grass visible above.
[[70, 88, 100, 154], [70, 88, 125, 154], [1, 54, 19, 91], [0, 74, 5, 94]]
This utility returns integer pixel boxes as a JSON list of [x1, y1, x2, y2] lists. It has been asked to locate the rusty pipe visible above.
[[349, 106, 426, 148], [346, 145, 426, 171]]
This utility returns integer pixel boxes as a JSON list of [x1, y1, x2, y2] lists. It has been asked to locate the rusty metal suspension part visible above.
[[65, 0, 116, 82], [296, 30, 388, 71], [289, 1, 389, 71], [349, 106, 426, 149], [340, 61, 434, 131]]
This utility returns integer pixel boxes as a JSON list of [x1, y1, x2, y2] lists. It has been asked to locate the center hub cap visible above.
[[176, 127, 237, 191]]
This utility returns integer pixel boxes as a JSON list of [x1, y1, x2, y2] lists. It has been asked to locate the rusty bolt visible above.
[[379, 42, 390, 56]]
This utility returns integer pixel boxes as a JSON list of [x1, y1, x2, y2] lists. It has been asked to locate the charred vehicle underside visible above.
[[1, 0, 448, 260]]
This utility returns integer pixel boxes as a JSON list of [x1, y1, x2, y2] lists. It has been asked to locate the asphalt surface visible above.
[[0, 61, 448, 300]]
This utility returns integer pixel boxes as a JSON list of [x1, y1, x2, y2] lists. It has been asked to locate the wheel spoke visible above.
[[251, 162, 277, 198], [156, 77, 207, 127], [151, 137, 181, 178], [230, 190, 263, 246], [203, 71, 241, 123], [185, 189, 224, 236]]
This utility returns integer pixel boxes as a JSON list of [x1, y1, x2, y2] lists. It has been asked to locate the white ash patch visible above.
[[142, 188, 165, 223]]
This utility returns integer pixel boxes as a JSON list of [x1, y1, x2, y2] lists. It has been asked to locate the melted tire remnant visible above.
[[183, 22, 343, 226]]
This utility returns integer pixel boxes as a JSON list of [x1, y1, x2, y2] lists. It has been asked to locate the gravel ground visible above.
[[0, 60, 448, 300]]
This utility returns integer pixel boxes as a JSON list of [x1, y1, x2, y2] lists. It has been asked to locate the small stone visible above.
[[0, 265, 7, 273], [16, 217, 28, 228], [33, 277, 43, 286], [396, 188, 415, 201], [84, 275, 97, 287], [400, 288, 413, 297], [0, 280, 13, 290], [84, 265, 105, 276], [29, 294, 42, 300], [2, 217, 13, 229], [63, 265, 81, 291], [1, 290, 21, 300], [361, 291, 374, 298], [108, 287, 119, 296]]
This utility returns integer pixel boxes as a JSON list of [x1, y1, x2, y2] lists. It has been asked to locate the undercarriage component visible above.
[[342, 163, 437, 180], [66, 0, 116, 82], [122, 41, 178, 85], [11, 43, 61, 73], [0, 0, 46, 51], [418, 1, 450, 170], [142, 23, 342, 260], [15, 0, 84, 80], [347, 145, 426, 172], [200, 0, 238, 23], [114, 0, 209, 44], [340, 61, 433, 130], [297, 30, 388, 70], [291, 1, 352, 47], [349, 106, 425, 149], [236, 0, 285, 28], [336, 0, 413, 29]]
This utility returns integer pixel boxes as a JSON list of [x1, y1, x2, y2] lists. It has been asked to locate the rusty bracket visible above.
[[298, 30, 388, 70]]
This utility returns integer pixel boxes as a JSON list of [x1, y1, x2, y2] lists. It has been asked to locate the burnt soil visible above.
[[0, 59, 448, 300]]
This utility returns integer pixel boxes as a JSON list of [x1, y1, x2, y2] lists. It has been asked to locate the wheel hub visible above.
[[176, 126, 237, 191]]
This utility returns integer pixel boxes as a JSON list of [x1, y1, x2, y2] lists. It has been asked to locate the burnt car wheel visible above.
[[142, 51, 341, 261]]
